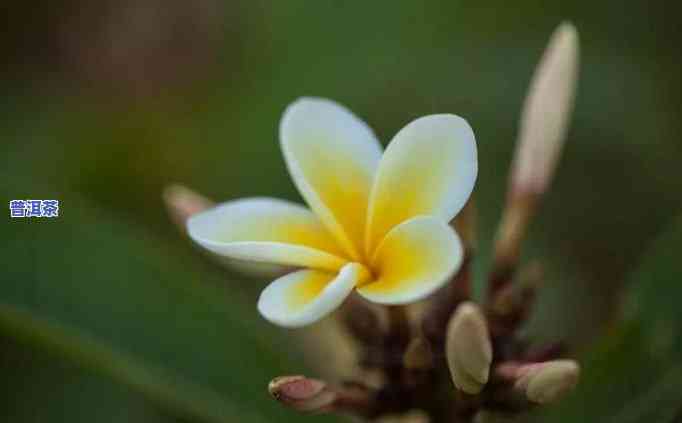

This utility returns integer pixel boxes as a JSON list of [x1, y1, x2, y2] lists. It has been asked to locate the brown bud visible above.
[[162, 184, 214, 229], [403, 337, 434, 370], [453, 196, 477, 254], [489, 262, 543, 336]]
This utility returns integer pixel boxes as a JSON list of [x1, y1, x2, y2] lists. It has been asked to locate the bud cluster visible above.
[[166, 21, 581, 422]]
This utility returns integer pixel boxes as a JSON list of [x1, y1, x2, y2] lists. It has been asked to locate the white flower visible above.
[[188, 98, 477, 327]]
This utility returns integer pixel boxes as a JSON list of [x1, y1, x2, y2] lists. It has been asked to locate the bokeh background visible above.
[[2, 1, 681, 422]]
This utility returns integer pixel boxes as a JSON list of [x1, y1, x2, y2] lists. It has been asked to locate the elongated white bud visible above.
[[491, 23, 580, 285], [511, 22, 579, 195]]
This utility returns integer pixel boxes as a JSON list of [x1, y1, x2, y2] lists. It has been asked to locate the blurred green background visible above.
[[2, 1, 681, 422]]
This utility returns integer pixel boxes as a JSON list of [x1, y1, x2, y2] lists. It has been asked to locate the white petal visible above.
[[187, 198, 347, 272], [357, 216, 463, 304], [365, 114, 477, 254], [280, 97, 383, 260], [217, 258, 291, 278], [257, 263, 364, 327]]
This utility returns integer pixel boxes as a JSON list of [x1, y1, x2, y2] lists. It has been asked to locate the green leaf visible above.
[[531, 213, 682, 422], [624, 212, 682, 356], [1, 333, 175, 423], [1, 198, 340, 423], [0, 303, 251, 423]]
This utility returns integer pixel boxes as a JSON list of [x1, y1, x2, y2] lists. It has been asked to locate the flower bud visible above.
[[514, 359, 580, 404], [491, 22, 579, 292], [163, 184, 214, 229], [268, 375, 336, 412], [511, 22, 579, 195], [446, 302, 493, 394], [403, 336, 434, 370]]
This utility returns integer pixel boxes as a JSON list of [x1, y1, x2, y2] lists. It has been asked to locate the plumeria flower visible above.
[[187, 98, 477, 327]]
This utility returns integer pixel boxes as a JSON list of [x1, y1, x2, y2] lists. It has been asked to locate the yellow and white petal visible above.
[[187, 197, 347, 272], [358, 216, 463, 304], [280, 97, 383, 261], [217, 258, 291, 279], [365, 114, 477, 254], [257, 263, 365, 327]]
